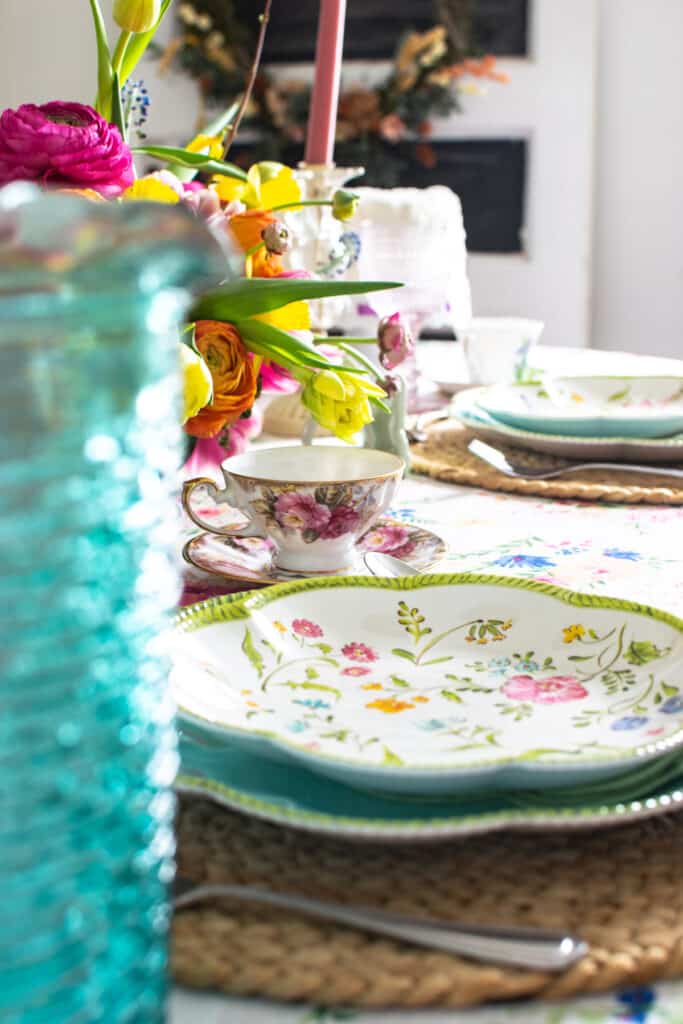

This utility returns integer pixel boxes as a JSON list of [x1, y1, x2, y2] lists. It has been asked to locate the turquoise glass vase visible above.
[[0, 185, 225, 1022]]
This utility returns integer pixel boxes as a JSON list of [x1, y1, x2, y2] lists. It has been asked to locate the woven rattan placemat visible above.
[[410, 420, 683, 504], [172, 797, 683, 1008]]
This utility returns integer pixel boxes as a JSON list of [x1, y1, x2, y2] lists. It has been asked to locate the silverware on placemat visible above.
[[468, 439, 683, 480], [173, 878, 586, 971]]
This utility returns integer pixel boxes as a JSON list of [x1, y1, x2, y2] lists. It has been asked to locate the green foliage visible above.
[[190, 277, 400, 323], [132, 145, 248, 181]]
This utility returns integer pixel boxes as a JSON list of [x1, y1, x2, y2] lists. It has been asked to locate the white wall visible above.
[[592, 0, 683, 358]]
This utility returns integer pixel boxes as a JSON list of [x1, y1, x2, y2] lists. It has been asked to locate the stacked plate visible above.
[[171, 574, 683, 841], [452, 375, 683, 463]]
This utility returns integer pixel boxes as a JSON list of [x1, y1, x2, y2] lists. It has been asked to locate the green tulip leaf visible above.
[[88, 0, 113, 119], [236, 319, 363, 374], [110, 72, 127, 142], [190, 277, 401, 322], [133, 145, 248, 181]]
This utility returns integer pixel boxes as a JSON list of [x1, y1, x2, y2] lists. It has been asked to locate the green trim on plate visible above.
[[172, 575, 683, 779]]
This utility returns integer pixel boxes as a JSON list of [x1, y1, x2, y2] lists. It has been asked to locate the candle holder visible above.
[[286, 162, 364, 333]]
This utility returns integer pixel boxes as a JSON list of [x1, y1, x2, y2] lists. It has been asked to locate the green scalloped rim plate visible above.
[[170, 575, 683, 796], [453, 387, 683, 462]]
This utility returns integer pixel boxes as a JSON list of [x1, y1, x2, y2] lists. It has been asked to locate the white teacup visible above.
[[182, 446, 405, 573], [459, 318, 545, 385]]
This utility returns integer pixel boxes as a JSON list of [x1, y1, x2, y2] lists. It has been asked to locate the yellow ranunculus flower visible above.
[[301, 369, 386, 443], [113, 0, 161, 34], [122, 176, 180, 204], [180, 344, 213, 424]]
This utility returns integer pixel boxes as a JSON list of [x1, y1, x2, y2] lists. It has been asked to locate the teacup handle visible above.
[[181, 476, 262, 538]]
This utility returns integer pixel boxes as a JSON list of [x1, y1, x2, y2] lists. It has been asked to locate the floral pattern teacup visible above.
[[182, 445, 405, 573]]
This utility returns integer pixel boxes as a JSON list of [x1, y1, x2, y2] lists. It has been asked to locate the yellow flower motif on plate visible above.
[[361, 683, 383, 691], [563, 624, 586, 643], [273, 621, 288, 633], [366, 698, 415, 714]]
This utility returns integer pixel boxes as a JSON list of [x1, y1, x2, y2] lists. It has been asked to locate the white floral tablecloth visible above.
[[170, 984, 683, 1023], [174, 344, 683, 1024]]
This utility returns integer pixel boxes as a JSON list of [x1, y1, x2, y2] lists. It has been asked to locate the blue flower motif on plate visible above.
[[603, 548, 641, 561], [492, 554, 557, 569], [659, 695, 683, 714], [417, 719, 447, 732], [293, 699, 330, 710], [488, 657, 511, 676], [616, 985, 656, 1022], [287, 720, 309, 734], [611, 716, 648, 731]]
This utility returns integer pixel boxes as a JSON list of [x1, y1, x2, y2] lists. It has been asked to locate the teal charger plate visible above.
[[177, 736, 683, 842]]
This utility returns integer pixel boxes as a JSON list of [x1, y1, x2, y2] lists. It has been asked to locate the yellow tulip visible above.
[[180, 344, 213, 424], [113, 0, 161, 33], [186, 133, 224, 160], [301, 369, 385, 443], [253, 300, 311, 331]]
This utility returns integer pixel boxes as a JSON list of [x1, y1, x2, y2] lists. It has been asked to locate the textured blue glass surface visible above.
[[0, 187, 226, 1022]]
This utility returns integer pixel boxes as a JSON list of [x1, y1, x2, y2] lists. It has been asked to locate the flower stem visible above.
[[334, 341, 384, 383], [223, 0, 272, 157], [313, 336, 377, 346], [112, 31, 132, 76], [270, 200, 333, 213]]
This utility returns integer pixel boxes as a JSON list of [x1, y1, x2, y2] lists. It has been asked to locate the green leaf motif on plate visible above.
[[382, 746, 403, 766], [624, 640, 671, 665], [282, 682, 342, 700], [242, 628, 265, 677]]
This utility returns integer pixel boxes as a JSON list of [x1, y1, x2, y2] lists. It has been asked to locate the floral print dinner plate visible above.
[[170, 576, 683, 796], [182, 518, 447, 586], [453, 388, 683, 462], [476, 377, 683, 439]]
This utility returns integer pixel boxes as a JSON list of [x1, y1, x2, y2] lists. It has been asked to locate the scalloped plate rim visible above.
[[171, 575, 683, 794]]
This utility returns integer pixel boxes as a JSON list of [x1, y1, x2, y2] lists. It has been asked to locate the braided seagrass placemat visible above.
[[410, 420, 683, 504], [172, 797, 683, 1008]]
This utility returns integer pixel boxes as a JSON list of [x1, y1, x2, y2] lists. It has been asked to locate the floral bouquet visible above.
[[0, 0, 414, 466]]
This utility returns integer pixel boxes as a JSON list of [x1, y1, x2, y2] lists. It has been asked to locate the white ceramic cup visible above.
[[460, 318, 545, 385], [182, 445, 405, 573]]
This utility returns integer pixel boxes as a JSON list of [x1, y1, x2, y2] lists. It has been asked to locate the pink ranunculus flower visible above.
[[0, 102, 134, 197], [292, 618, 323, 638], [341, 666, 371, 677], [320, 505, 361, 540], [502, 674, 589, 704], [377, 312, 414, 371], [342, 642, 378, 663], [274, 492, 331, 532], [362, 524, 410, 553]]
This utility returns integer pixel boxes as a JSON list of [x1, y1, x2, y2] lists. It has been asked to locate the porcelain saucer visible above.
[[182, 517, 447, 586]]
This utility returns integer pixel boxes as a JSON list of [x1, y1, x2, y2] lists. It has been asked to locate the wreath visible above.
[[161, 0, 507, 186]]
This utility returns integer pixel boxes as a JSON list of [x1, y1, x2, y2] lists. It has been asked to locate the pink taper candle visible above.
[[304, 0, 347, 165]]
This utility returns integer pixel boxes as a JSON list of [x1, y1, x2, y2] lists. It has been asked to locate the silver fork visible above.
[[174, 878, 586, 971], [468, 439, 683, 480]]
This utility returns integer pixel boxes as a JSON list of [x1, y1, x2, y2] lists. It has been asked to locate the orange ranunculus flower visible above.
[[184, 320, 259, 438], [229, 208, 284, 277]]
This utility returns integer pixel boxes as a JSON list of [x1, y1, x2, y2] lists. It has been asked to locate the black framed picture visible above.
[[232, 0, 529, 63]]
